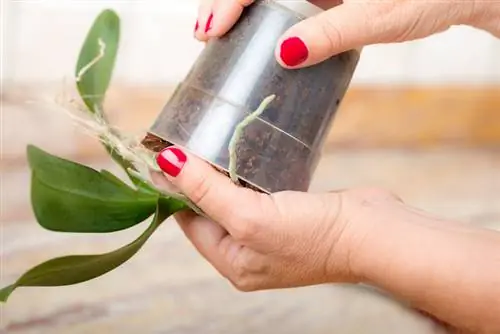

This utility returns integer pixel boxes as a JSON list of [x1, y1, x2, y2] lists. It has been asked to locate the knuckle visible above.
[[314, 14, 343, 53], [187, 174, 212, 206], [362, 6, 390, 42], [228, 252, 264, 292], [229, 262, 255, 292]]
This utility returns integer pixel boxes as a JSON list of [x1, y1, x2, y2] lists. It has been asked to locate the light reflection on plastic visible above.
[[187, 10, 286, 161]]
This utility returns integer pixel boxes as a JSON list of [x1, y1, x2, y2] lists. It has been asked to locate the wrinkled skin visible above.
[[152, 1, 500, 332], [152, 147, 500, 334], [152, 150, 402, 291], [194, 0, 499, 68]]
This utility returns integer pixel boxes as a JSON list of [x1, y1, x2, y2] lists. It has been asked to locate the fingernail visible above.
[[156, 147, 187, 177], [279, 37, 309, 67], [194, 20, 199, 32], [205, 13, 213, 33]]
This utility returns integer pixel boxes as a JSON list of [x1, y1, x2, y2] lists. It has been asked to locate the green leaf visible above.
[[28, 145, 158, 233], [74, 9, 144, 185], [75, 9, 120, 114], [0, 197, 186, 303], [99, 169, 135, 190]]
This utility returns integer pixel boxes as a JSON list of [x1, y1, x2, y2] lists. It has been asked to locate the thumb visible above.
[[155, 146, 269, 232], [275, 3, 386, 68]]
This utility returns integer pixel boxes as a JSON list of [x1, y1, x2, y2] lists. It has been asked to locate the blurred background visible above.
[[1, 1, 499, 333]]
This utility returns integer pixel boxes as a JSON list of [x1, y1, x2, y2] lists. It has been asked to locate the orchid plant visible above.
[[0, 9, 275, 303], [0, 9, 191, 303]]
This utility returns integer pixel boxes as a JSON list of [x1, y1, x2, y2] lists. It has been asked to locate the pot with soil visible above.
[[142, 0, 360, 193]]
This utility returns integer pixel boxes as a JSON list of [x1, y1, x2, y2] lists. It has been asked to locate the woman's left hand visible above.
[[151, 146, 400, 291]]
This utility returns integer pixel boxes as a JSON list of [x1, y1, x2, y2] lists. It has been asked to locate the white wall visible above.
[[2, 0, 499, 86]]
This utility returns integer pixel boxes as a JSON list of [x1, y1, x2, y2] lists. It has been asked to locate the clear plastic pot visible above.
[[143, 0, 360, 193]]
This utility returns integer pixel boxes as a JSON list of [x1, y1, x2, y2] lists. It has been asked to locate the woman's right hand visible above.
[[152, 145, 500, 334], [194, 0, 499, 68]]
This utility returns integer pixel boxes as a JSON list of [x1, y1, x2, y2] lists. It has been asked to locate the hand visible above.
[[152, 146, 500, 332], [193, 0, 499, 68], [151, 146, 403, 291]]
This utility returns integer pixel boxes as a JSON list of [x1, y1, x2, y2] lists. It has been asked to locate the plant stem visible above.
[[227, 94, 276, 184]]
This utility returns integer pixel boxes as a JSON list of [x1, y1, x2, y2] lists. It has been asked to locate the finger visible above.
[[173, 210, 236, 278], [208, 0, 255, 37], [275, 3, 387, 68], [196, 0, 336, 41], [155, 146, 272, 235], [206, 0, 338, 39], [195, 0, 215, 41], [176, 211, 275, 291]]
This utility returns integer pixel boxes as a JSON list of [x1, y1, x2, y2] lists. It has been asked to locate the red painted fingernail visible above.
[[156, 147, 187, 177], [280, 37, 309, 67], [194, 20, 199, 32], [205, 13, 213, 33]]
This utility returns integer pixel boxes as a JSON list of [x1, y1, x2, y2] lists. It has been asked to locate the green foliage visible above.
[[75, 9, 119, 115], [74, 9, 141, 182], [0, 9, 190, 303], [28, 145, 159, 233], [0, 198, 185, 303]]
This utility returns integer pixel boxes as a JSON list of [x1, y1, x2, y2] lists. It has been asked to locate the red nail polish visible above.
[[194, 20, 199, 32], [156, 147, 187, 177], [205, 13, 213, 33], [280, 37, 309, 67]]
